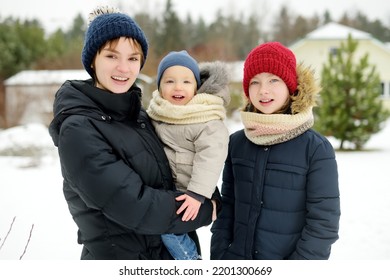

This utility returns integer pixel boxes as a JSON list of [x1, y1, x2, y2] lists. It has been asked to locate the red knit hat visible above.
[[243, 42, 297, 96]]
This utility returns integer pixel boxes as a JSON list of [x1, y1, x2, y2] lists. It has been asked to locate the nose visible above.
[[116, 59, 130, 72], [258, 83, 271, 95], [174, 81, 183, 90]]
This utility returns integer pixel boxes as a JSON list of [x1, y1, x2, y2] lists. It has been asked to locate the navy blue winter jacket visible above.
[[210, 129, 340, 259], [210, 63, 340, 260]]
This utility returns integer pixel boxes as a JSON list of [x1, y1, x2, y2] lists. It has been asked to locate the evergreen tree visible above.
[[315, 35, 390, 150], [272, 5, 295, 46], [323, 10, 332, 24], [0, 17, 46, 78], [192, 17, 208, 48], [155, 0, 184, 56], [237, 15, 262, 59]]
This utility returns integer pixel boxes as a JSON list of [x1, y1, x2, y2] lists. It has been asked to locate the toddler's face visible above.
[[159, 66, 197, 105]]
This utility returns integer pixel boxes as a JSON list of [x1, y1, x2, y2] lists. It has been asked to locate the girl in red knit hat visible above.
[[210, 42, 340, 260]]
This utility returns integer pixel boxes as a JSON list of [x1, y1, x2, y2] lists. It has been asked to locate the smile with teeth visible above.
[[112, 76, 128, 81], [172, 95, 184, 99], [260, 99, 273, 103]]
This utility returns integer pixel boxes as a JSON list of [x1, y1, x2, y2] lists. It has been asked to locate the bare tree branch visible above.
[[19, 224, 34, 260], [0, 216, 16, 251]]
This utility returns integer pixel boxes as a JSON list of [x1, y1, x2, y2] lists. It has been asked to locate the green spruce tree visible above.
[[315, 35, 390, 150]]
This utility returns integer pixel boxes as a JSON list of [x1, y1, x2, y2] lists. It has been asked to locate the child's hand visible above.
[[211, 200, 217, 221], [176, 194, 201, 221]]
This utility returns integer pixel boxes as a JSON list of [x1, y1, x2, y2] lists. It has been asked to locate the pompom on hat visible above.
[[156, 50, 201, 89], [243, 42, 297, 96], [82, 6, 149, 78]]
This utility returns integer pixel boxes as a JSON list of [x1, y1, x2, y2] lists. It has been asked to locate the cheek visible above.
[[188, 85, 197, 95], [94, 68, 107, 84], [248, 89, 258, 103], [279, 88, 290, 101], [159, 84, 169, 95], [160, 91, 168, 99], [130, 62, 141, 74], [93, 60, 104, 76]]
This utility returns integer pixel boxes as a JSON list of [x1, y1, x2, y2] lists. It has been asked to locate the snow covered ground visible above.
[[0, 118, 389, 261]]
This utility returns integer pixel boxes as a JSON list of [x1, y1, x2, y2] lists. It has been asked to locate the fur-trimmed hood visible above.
[[243, 63, 321, 114], [198, 61, 231, 106]]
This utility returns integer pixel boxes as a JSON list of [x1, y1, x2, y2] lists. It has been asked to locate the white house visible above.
[[290, 22, 390, 109], [4, 70, 152, 127]]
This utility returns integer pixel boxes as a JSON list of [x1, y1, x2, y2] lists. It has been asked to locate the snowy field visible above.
[[0, 118, 389, 261]]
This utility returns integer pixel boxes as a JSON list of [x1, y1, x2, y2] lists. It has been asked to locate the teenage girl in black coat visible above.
[[49, 6, 217, 260]]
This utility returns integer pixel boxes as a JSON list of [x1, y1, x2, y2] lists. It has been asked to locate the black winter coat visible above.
[[210, 129, 340, 260], [49, 79, 214, 260]]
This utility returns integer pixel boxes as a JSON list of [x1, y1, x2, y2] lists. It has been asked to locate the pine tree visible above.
[[155, 0, 184, 56], [315, 35, 390, 150]]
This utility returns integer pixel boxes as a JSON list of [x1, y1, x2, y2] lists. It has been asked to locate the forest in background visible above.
[[1, 0, 390, 127]]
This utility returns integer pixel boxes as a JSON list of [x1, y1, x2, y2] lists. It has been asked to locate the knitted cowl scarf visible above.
[[241, 63, 321, 146], [147, 61, 230, 124]]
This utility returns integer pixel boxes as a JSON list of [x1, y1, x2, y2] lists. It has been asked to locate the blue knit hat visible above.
[[157, 51, 201, 89], [82, 7, 149, 78]]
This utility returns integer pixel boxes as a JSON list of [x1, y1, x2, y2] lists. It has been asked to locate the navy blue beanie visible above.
[[157, 51, 201, 89], [82, 9, 148, 78]]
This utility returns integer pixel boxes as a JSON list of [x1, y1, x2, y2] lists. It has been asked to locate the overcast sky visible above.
[[1, 0, 390, 34]]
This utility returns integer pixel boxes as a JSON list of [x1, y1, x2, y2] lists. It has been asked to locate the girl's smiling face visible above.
[[93, 37, 142, 94], [248, 72, 290, 114]]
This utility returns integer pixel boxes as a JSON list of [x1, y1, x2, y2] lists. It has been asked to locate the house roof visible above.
[[305, 22, 372, 40], [4, 70, 89, 86], [4, 69, 153, 86], [289, 21, 390, 52]]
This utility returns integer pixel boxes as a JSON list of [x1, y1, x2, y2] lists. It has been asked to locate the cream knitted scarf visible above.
[[240, 108, 314, 145], [147, 90, 226, 125]]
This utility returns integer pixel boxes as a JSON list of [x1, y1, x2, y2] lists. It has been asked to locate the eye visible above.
[[249, 80, 259, 85], [270, 78, 279, 83], [129, 56, 139, 61]]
